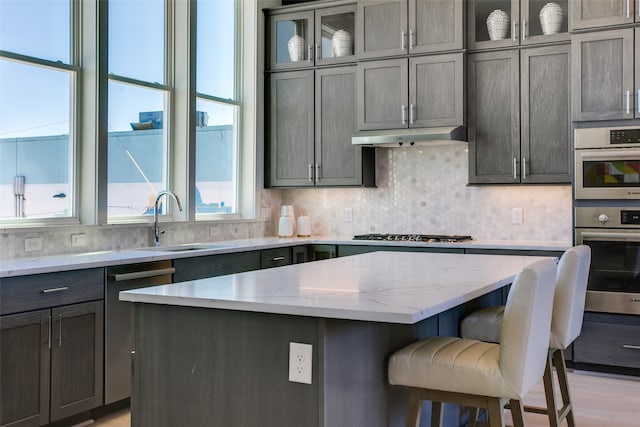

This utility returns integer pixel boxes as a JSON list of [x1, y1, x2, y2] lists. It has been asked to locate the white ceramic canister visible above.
[[539, 2, 564, 35], [278, 205, 295, 237], [486, 9, 509, 41], [297, 215, 311, 237], [332, 30, 352, 57], [287, 34, 305, 62]]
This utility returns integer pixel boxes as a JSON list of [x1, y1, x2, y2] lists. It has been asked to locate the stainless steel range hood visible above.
[[352, 126, 467, 147]]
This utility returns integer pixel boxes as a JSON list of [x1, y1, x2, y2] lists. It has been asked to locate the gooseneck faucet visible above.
[[153, 190, 183, 247]]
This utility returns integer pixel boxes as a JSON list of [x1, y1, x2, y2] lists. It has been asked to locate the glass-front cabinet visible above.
[[267, 5, 356, 70], [468, 0, 569, 50]]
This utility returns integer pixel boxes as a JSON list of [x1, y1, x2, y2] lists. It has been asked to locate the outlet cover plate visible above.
[[288, 342, 312, 384]]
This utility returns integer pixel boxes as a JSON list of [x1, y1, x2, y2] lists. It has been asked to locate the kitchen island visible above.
[[121, 251, 555, 427]]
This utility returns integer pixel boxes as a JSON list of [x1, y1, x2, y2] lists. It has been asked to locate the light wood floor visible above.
[[88, 370, 639, 426]]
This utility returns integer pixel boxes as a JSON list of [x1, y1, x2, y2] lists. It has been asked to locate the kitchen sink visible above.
[[139, 243, 232, 252]]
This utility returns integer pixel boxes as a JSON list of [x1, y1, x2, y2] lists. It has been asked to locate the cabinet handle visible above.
[[627, 0, 631, 18], [522, 157, 527, 180], [315, 164, 320, 183], [41, 286, 69, 294], [409, 104, 415, 124], [623, 344, 640, 350], [522, 19, 526, 40], [271, 256, 285, 262], [308, 164, 313, 182], [109, 268, 175, 281], [315, 44, 320, 61], [308, 45, 313, 62], [48, 315, 52, 349], [58, 314, 62, 347], [512, 20, 517, 41], [401, 30, 406, 51], [637, 89, 639, 114], [409, 29, 414, 50], [627, 90, 631, 114], [513, 158, 517, 180], [401, 104, 407, 125]]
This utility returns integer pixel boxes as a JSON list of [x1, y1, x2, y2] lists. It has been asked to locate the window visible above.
[[195, 0, 239, 216], [0, 0, 75, 220], [0, 0, 250, 226]]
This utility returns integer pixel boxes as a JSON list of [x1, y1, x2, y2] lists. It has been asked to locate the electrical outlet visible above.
[[511, 207, 523, 225], [71, 233, 88, 247], [288, 342, 312, 384], [344, 207, 353, 223], [24, 237, 43, 252]]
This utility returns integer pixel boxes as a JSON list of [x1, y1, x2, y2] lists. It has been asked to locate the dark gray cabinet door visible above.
[[571, 29, 634, 121], [315, 66, 365, 186], [409, 53, 464, 128], [409, 0, 463, 54], [570, 0, 635, 30], [357, 58, 408, 130], [357, 0, 408, 59], [520, 44, 570, 183], [50, 301, 104, 422], [468, 50, 520, 184], [268, 70, 315, 187], [468, 0, 519, 50], [0, 310, 50, 427]]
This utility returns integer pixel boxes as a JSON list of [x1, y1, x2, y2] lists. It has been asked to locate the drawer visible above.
[[261, 247, 291, 269], [0, 268, 104, 315], [573, 321, 640, 369]]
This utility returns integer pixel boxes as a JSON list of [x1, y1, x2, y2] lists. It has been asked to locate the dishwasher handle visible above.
[[108, 267, 175, 282]]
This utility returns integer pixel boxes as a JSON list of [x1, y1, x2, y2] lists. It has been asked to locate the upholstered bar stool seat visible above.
[[389, 259, 558, 427], [460, 245, 591, 427]]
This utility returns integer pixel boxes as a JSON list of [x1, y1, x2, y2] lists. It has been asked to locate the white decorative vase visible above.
[[332, 30, 352, 57], [539, 2, 564, 35], [486, 9, 509, 41], [287, 34, 305, 62]]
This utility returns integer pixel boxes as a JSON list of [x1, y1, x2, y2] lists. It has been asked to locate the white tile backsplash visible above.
[[281, 145, 573, 241]]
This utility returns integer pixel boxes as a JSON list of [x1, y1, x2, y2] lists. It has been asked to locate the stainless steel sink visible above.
[[139, 243, 231, 252]]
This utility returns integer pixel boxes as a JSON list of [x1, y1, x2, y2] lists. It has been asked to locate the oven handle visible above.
[[580, 231, 640, 241], [577, 149, 640, 159]]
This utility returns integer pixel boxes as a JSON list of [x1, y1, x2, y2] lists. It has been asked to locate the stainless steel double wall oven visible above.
[[574, 126, 640, 315]]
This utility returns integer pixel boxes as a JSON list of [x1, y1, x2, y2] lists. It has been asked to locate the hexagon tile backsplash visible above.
[[282, 145, 573, 241]]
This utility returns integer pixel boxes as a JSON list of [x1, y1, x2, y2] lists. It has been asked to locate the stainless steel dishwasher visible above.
[[105, 260, 174, 404]]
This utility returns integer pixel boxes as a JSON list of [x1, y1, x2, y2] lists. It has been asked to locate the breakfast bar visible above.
[[121, 251, 554, 427]]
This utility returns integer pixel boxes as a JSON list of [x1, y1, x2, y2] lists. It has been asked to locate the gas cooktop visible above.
[[352, 234, 473, 243]]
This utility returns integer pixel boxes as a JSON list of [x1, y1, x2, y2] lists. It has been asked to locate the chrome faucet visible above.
[[153, 190, 183, 247]]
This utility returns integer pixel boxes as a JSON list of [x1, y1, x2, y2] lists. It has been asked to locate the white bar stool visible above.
[[461, 245, 591, 427], [388, 259, 558, 427]]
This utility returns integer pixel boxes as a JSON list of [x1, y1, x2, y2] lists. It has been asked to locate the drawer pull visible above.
[[108, 267, 175, 282], [622, 344, 640, 350], [41, 286, 69, 294], [58, 314, 63, 347], [48, 315, 52, 349], [271, 256, 285, 262]]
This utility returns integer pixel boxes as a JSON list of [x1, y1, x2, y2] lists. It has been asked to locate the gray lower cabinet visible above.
[[571, 28, 636, 121], [468, 44, 570, 184], [0, 301, 104, 427], [573, 312, 640, 370], [357, 53, 464, 130], [268, 66, 374, 187], [356, 0, 463, 59], [570, 0, 637, 30]]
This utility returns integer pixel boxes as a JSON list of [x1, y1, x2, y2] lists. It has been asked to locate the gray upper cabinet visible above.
[[357, 0, 463, 59], [267, 5, 356, 71], [357, 53, 464, 130], [570, 0, 637, 30], [467, 0, 569, 51], [268, 67, 375, 188], [571, 28, 636, 121], [268, 70, 315, 187], [468, 45, 570, 184]]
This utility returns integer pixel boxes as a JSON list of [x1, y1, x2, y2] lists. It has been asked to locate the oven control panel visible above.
[[621, 210, 640, 225], [610, 128, 640, 144]]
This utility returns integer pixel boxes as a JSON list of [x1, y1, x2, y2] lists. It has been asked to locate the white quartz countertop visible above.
[[0, 237, 571, 278], [120, 251, 555, 324]]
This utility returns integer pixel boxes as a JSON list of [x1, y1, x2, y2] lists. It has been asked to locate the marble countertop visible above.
[[120, 251, 555, 324], [0, 236, 571, 278]]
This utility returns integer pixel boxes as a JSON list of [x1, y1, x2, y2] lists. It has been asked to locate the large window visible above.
[[195, 0, 239, 216], [0, 0, 248, 225], [0, 0, 75, 220]]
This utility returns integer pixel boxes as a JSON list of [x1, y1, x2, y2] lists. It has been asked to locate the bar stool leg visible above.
[[431, 401, 444, 427], [509, 399, 526, 427], [542, 350, 561, 427], [553, 349, 576, 427], [468, 407, 480, 427], [406, 390, 422, 427], [487, 397, 506, 427]]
